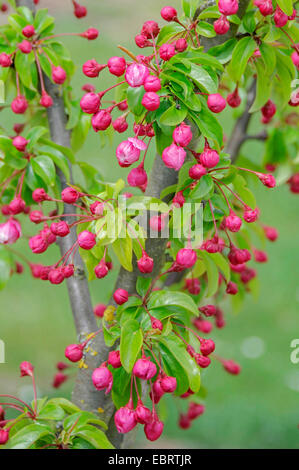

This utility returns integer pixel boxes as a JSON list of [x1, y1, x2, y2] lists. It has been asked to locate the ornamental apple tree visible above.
[[0, 0, 298, 450]]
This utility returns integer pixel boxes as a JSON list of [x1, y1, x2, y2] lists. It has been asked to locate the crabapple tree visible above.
[[0, 0, 298, 450]]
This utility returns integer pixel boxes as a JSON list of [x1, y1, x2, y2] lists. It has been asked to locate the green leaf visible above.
[[112, 233, 133, 271], [189, 174, 214, 200], [31, 155, 56, 186], [38, 145, 70, 181], [40, 139, 75, 164], [249, 61, 271, 112], [46, 397, 81, 414], [242, 10, 256, 33], [38, 402, 65, 421], [159, 104, 187, 126], [127, 86, 145, 116], [7, 424, 53, 449], [188, 63, 218, 93], [120, 319, 143, 373], [232, 174, 256, 208], [189, 107, 223, 148], [74, 426, 114, 449], [64, 411, 107, 432], [259, 42, 276, 75], [276, 0, 293, 15], [25, 126, 48, 150], [196, 21, 216, 38], [208, 252, 231, 282], [200, 251, 219, 297], [14, 51, 36, 90], [157, 23, 185, 45], [159, 334, 200, 392], [159, 342, 189, 395], [148, 290, 199, 316], [136, 277, 152, 297], [0, 247, 12, 290], [208, 38, 237, 64], [227, 37, 256, 82]]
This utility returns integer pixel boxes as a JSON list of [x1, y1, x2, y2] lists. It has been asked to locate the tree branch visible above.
[[16, 0, 106, 418], [225, 79, 256, 162]]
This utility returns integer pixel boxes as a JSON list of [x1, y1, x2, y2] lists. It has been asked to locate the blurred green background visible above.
[[1, 0, 299, 449]]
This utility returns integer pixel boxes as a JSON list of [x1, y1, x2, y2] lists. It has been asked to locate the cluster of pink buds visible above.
[[52, 361, 70, 389], [254, 0, 296, 27], [162, 123, 192, 171], [214, 0, 239, 35], [179, 403, 205, 429]]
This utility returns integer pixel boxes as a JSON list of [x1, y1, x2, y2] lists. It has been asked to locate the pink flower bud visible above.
[[291, 51, 299, 69], [18, 40, 32, 54], [127, 165, 148, 187], [32, 188, 49, 202], [90, 201, 104, 216], [160, 375, 177, 393], [8, 197, 25, 215], [94, 261, 109, 279], [144, 415, 164, 441], [62, 264, 74, 278], [0, 429, 9, 445], [30, 263, 43, 278], [107, 350, 121, 369], [149, 214, 166, 232], [80, 92, 101, 114], [255, 0, 273, 16], [48, 268, 65, 285], [29, 234, 48, 254], [11, 95, 28, 114], [263, 225, 278, 241], [73, 1, 87, 18], [207, 93, 226, 113], [200, 145, 219, 168], [144, 76, 161, 92], [176, 248, 197, 268], [92, 109, 112, 132], [116, 140, 141, 167], [141, 20, 160, 39], [228, 246, 251, 265], [40, 91, 53, 108], [50, 221, 70, 237], [214, 15, 230, 34], [133, 357, 157, 380], [0, 218, 22, 245], [135, 34, 152, 48], [112, 116, 128, 133], [173, 122, 192, 147], [51, 65, 67, 85], [200, 339, 215, 356], [12, 135, 28, 152], [172, 191, 185, 207], [93, 303, 106, 318], [254, 249, 268, 263], [225, 211, 242, 232], [185, 278, 201, 295], [195, 353, 211, 368], [151, 317, 163, 331], [136, 400, 151, 424], [187, 402, 205, 420], [223, 359, 241, 375], [107, 56, 126, 77], [82, 59, 105, 77], [20, 361, 34, 377], [159, 43, 176, 61], [258, 173, 276, 188], [78, 230, 96, 250], [243, 207, 259, 222], [179, 414, 191, 429], [0, 52, 12, 67], [240, 267, 256, 284], [193, 318, 213, 333], [175, 38, 188, 52], [261, 99, 276, 119], [92, 366, 113, 393], [189, 163, 207, 180], [141, 91, 160, 111], [218, 0, 239, 15], [161, 6, 177, 21], [274, 6, 288, 27], [113, 288, 129, 305], [199, 304, 217, 317], [227, 87, 241, 108], [125, 63, 149, 87], [65, 344, 83, 362], [53, 372, 68, 388], [137, 251, 154, 273], [114, 404, 137, 433], [61, 187, 80, 203], [162, 143, 186, 170], [226, 281, 238, 295], [81, 28, 99, 40]]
